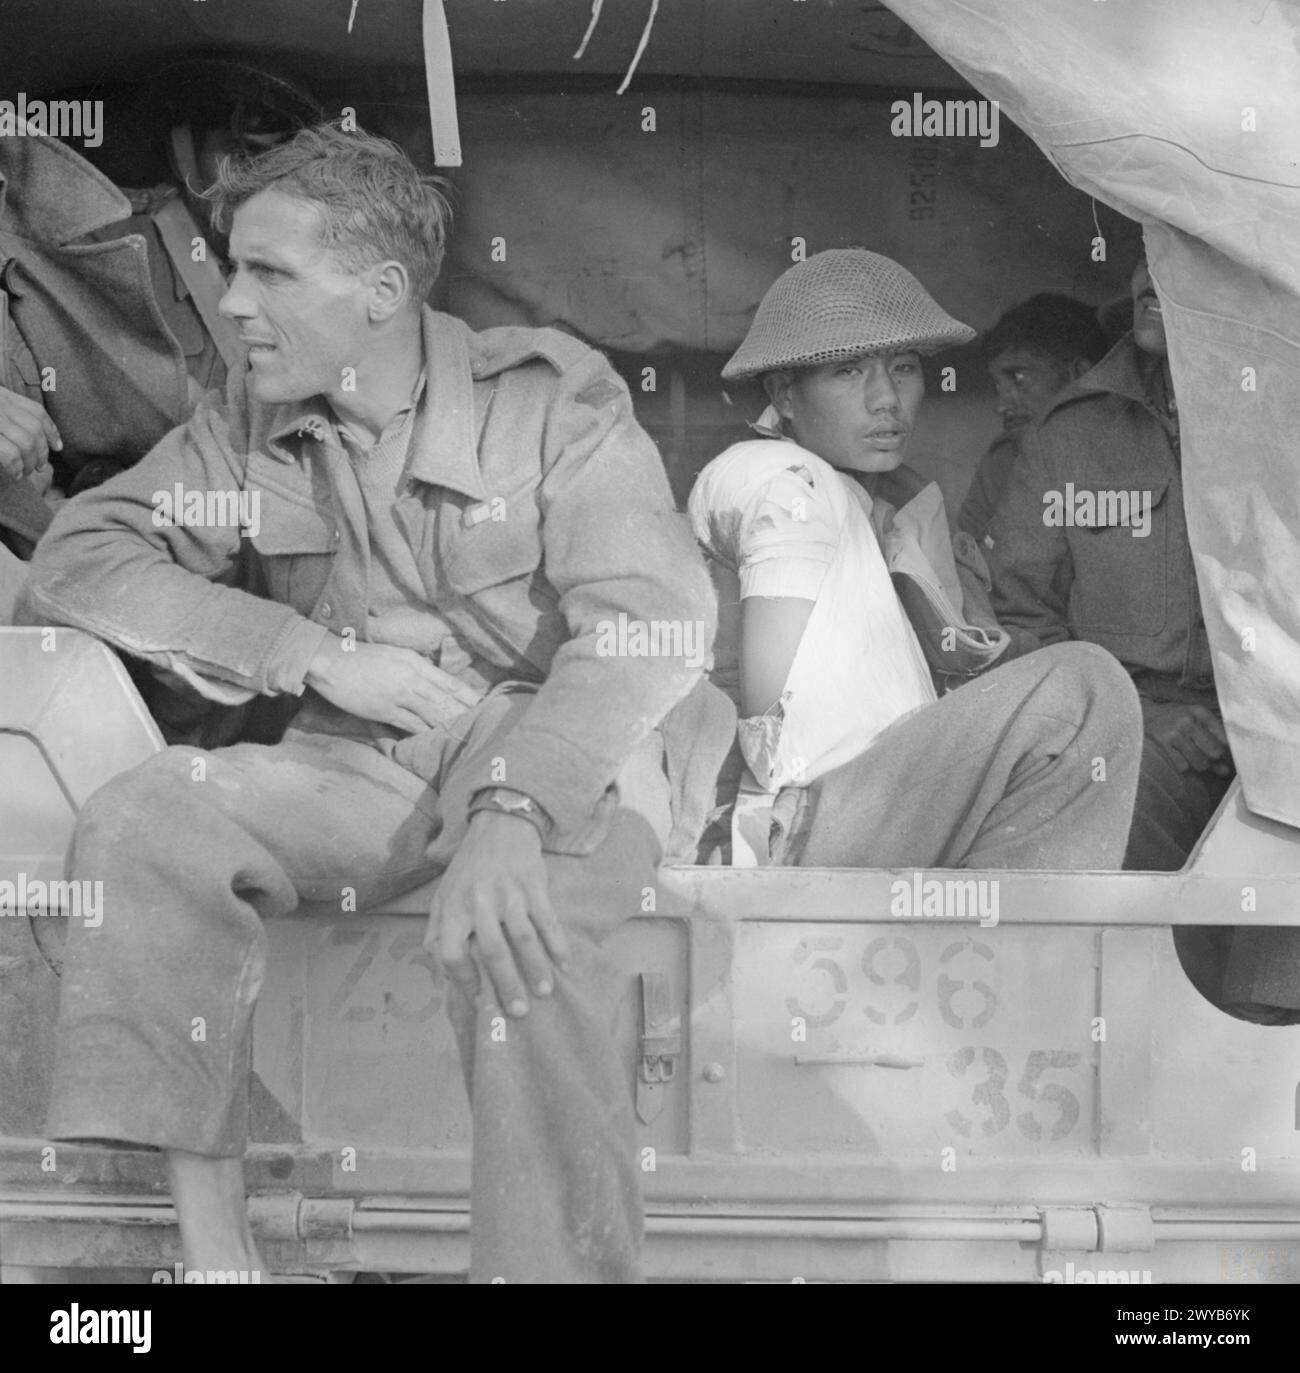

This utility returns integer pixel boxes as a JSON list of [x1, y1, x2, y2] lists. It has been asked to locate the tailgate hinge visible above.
[[1096, 1204, 1156, 1253], [1036, 1205, 1099, 1278]]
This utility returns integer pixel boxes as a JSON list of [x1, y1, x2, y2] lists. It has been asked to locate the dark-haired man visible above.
[[21, 123, 720, 1282], [958, 292, 1108, 542]]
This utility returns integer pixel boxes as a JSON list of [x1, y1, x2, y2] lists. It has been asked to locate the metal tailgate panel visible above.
[[251, 913, 691, 1162], [732, 923, 1099, 1159]]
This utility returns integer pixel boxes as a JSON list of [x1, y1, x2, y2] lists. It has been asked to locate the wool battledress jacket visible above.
[[21, 308, 730, 853], [985, 334, 1215, 697]]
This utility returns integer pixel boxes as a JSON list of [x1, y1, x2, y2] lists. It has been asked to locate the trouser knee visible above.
[[71, 747, 202, 867], [1042, 641, 1142, 741]]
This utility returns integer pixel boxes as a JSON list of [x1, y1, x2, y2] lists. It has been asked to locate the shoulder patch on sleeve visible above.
[[474, 325, 592, 377], [575, 376, 623, 409]]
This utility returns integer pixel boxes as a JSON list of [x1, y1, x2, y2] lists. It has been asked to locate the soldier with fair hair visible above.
[[22, 122, 722, 1283]]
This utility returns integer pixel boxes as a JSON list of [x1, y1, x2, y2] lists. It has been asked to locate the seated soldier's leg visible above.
[[445, 811, 657, 1284], [788, 641, 1142, 869], [1126, 735, 1237, 1010], [1124, 733, 1231, 871], [414, 692, 664, 1284], [1128, 731, 1300, 1022], [1220, 928, 1300, 1022], [46, 734, 442, 1164]]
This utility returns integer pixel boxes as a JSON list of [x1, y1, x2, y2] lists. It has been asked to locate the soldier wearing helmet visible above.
[[689, 248, 1144, 871]]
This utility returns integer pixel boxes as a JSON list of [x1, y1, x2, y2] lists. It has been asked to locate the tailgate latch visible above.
[[636, 972, 681, 1125]]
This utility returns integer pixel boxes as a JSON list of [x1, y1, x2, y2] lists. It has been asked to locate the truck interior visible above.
[[1, 0, 1297, 1284]]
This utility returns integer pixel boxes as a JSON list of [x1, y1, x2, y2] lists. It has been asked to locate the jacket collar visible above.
[[1042, 332, 1165, 421], [0, 131, 132, 248], [265, 308, 488, 500]]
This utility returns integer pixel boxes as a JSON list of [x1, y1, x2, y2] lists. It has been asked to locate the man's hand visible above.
[[1143, 700, 1232, 776], [304, 634, 482, 732], [427, 811, 571, 1017], [0, 386, 61, 480]]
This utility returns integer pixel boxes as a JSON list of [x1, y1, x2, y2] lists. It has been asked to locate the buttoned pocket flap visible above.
[[443, 507, 546, 596], [244, 450, 337, 555], [1075, 476, 1169, 533]]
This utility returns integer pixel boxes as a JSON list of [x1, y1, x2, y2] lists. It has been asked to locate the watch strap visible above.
[[467, 787, 552, 840]]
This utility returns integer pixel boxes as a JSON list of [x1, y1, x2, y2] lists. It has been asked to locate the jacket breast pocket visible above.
[[1068, 477, 1170, 638], [442, 500, 550, 599], [246, 490, 337, 615], [436, 500, 567, 672]]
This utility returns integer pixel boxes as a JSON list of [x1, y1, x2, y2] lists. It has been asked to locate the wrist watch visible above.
[[468, 787, 552, 840]]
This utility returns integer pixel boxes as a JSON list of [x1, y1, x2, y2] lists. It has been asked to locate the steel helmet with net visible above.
[[723, 248, 975, 380]]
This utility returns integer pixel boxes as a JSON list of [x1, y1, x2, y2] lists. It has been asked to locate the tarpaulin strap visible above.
[[152, 191, 244, 372], [422, 0, 462, 167]]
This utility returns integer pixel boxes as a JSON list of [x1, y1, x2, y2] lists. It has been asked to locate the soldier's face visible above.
[[181, 121, 297, 249], [1131, 258, 1168, 357], [220, 188, 373, 408], [768, 351, 925, 474], [196, 123, 291, 191], [988, 348, 1074, 433]]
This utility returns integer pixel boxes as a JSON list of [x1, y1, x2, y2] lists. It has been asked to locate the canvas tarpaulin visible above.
[[880, 0, 1300, 829], [436, 90, 1139, 353]]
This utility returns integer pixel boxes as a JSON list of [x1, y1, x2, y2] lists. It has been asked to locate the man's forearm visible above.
[[22, 543, 327, 696], [20, 398, 330, 697], [479, 648, 704, 837]]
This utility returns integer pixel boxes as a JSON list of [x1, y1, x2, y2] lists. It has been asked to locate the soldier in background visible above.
[[958, 292, 1108, 544], [0, 59, 321, 570], [987, 253, 1300, 1024]]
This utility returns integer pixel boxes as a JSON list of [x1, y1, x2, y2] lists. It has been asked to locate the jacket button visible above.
[[1195, 673, 1213, 689], [319, 603, 332, 618]]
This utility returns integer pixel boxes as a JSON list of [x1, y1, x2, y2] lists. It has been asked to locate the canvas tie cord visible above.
[[573, 0, 662, 95]]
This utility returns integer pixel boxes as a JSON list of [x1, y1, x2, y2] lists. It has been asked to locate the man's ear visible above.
[[762, 370, 796, 420], [1067, 356, 1094, 382], [368, 260, 411, 322]]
